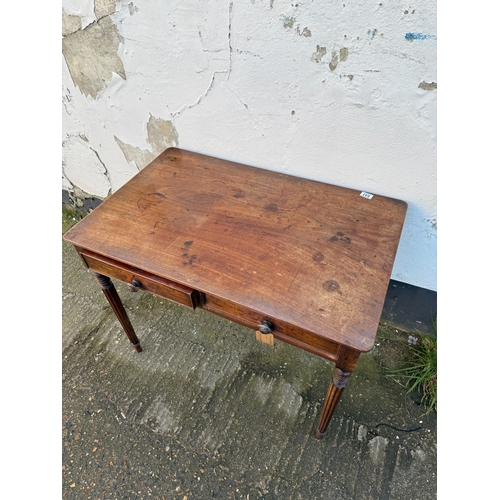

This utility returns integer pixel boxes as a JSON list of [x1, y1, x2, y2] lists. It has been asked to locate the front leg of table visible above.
[[93, 272, 142, 353], [316, 347, 360, 438]]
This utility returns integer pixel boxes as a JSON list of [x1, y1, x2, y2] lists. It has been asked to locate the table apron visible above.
[[201, 293, 341, 363], [75, 246, 343, 363], [77, 248, 199, 310]]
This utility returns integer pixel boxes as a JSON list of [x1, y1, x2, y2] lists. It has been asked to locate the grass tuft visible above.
[[387, 325, 437, 413]]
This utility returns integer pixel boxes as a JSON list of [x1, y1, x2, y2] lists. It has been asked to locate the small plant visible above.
[[62, 205, 85, 234], [62, 204, 84, 222], [388, 326, 437, 413]]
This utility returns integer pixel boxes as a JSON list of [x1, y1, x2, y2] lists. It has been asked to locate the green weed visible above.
[[62, 205, 85, 234], [387, 327, 437, 413]]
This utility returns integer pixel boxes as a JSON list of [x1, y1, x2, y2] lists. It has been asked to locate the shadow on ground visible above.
[[62, 208, 436, 500]]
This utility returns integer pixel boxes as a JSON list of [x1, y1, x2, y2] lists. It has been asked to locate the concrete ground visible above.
[[62, 208, 436, 500]]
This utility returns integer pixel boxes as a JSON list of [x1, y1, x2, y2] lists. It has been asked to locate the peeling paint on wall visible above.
[[296, 26, 311, 37], [426, 218, 437, 230], [61, 0, 95, 29], [94, 0, 117, 18], [329, 51, 339, 71], [115, 116, 179, 170], [311, 45, 327, 63], [114, 138, 153, 171], [62, 8, 81, 36], [62, 16, 126, 99], [327, 48, 348, 71], [418, 81, 437, 90], [128, 3, 138, 15], [61, 0, 437, 291]]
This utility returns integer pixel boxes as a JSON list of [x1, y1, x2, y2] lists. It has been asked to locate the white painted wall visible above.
[[62, 0, 437, 291]]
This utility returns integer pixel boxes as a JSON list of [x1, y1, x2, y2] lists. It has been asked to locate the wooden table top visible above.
[[64, 148, 407, 352]]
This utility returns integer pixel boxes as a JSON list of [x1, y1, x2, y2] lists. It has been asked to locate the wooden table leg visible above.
[[316, 347, 360, 438], [94, 272, 142, 353]]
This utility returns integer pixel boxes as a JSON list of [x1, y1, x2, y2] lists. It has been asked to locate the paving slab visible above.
[[62, 209, 436, 499]]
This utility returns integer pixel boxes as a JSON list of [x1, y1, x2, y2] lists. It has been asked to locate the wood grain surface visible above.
[[64, 148, 407, 352]]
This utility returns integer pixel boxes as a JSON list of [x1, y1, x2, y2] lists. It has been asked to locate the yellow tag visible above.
[[255, 330, 274, 346]]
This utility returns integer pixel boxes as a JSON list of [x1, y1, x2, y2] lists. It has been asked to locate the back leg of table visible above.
[[94, 272, 142, 353], [316, 347, 360, 438]]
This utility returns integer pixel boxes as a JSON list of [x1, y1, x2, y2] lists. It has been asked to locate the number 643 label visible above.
[[360, 192, 374, 200]]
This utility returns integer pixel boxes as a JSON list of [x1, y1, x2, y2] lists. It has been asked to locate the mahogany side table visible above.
[[63, 148, 407, 438]]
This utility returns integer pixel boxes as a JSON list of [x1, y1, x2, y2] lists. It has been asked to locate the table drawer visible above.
[[78, 249, 199, 310], [202, 294, 340, 361]]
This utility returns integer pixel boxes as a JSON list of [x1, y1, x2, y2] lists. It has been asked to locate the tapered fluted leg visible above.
[[316, 347, 359, 438], [94, 272, 142, 352], [316, 368, 351, 438]]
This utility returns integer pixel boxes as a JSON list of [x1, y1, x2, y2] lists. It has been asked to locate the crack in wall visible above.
[[173, 1, 234, 118], [62, 134, 112, 198], [173, 71, 227, 117], [227, 1, 234, 78], [62, 167, 74, 190], [235, 48, 263, 59], [89, 146, 112, 197], [225, 85, 249, 110]]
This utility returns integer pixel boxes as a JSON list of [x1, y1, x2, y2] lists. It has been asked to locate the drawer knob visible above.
[[127, 279, 141, 292], [258, 320, 273, 334]]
